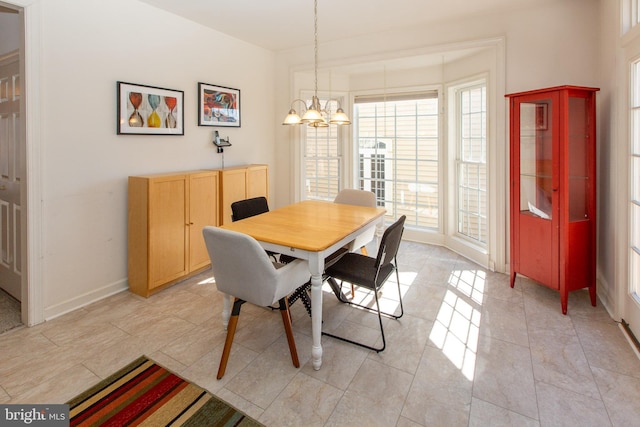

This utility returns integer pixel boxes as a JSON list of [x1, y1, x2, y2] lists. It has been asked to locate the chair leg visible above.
[[322, 265, 404, 353], [322, 287, 386, 353], [351, 246, 368, 297], [327, 277, 350, 303], [217, 298, 244, 380], [278, 298, 300, 368], [372, 286, 386, 352], [394, 266, 404, 318]]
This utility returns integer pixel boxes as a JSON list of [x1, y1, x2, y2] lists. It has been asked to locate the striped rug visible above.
[[67, 356, 263, 426]]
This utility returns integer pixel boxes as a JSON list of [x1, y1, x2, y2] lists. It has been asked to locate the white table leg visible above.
[[309, 252, 324, 370]]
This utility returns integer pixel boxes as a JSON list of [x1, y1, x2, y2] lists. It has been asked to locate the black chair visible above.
[[322, 215, 406, 352], [230, 196, 269, 221], [231, 197, 281, 263]]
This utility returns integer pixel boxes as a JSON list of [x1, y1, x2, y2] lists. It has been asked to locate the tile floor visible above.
[[1, 242, 639, 426]]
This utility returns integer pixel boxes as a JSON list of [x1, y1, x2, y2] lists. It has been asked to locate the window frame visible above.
[[453, 80, 488, 246]]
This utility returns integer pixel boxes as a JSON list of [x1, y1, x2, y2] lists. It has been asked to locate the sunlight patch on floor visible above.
[[325, 271, 417, 314], [429, 269, 485, 380], [197, 276, 216, 285]]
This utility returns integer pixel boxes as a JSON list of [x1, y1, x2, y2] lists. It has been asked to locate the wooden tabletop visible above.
[[220, 200, 386, 252]]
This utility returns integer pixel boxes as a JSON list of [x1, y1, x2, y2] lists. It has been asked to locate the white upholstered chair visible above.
[[333, 189, 377, 296], [334, 189, 377, 255], [202, 226, 310, 379]]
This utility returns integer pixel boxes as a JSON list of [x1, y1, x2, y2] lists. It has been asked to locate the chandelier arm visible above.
[[289, 98, 309, 113], [321, 98, 344, 112]]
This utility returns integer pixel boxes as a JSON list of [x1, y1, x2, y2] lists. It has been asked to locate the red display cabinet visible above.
[[506, 86, 599, 314]]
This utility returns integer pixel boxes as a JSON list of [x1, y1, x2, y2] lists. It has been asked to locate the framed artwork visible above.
[[198, 83, 240, 127], [535, 103, 548, 131], [117, 81, 184, 135]]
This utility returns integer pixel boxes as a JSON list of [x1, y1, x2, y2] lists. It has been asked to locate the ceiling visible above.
[[138, 0, 549, 52]]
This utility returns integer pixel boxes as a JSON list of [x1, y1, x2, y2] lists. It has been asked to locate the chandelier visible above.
[[282, 0, 351, 127]]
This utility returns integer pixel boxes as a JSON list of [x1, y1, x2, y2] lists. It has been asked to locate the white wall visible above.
[[15, 0, 276, 319], [594, 0, 619, 316]]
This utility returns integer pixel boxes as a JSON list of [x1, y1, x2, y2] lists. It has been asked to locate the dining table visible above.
[[220, 199, 386, 370]]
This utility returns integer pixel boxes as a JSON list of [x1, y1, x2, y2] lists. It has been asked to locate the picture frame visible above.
[[117, 81, 184, 135], [535, 103, 548, 131], [198, 83, 240, 127]]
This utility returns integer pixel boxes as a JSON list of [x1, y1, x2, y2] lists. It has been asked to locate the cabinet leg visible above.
[[510, 271, 516, 288], [561, 292, 568, 315], [589, 284, 597, 307]]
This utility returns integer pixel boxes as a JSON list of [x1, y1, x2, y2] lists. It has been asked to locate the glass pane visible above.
[[417, 115, 438, 137], [634, 109, 640, 155], [633, 155, 640, 202], [634, 61, 640, 106], [633, 202, 640, 249], [355, 96, 439, 229], [519, 100, 553, 219], [568, 96, 588, 220], [632, 249, 640, 295], [417, 160, 438, 183], [416, 138, 438, 160], [569, 178, 588, 221]]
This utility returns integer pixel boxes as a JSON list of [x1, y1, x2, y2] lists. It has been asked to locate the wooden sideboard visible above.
[[128, 165, 268, 297]]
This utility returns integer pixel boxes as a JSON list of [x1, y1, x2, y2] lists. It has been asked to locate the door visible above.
[[220, 168, 247, 225], [246, 165, 268, 200], [188, 171, 218, 271], [510, 92, 560, 290], [624, 42, 640, 340], [0, 50, 21, 301], [148, 176, 188, 289]]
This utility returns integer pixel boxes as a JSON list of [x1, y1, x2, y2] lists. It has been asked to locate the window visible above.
[[355, 92, 439, 228], [456, 83, 487, 244], [623, 0, 640, 34], [631, 61, 640, 302], [303, 97, 342, 201]]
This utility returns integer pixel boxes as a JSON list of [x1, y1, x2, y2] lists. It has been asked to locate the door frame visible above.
[[3, 0, 44, 326]]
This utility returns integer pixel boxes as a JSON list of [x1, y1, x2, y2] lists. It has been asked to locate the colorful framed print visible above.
[[198, 83, 240, 127], [117, 82, 184, 135]]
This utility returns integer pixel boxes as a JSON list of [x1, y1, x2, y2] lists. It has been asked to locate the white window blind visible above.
[[303, 97, 341, 201], [354, 91, 439, 228]]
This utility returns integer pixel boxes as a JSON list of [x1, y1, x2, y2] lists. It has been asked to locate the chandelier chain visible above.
[[281, 0, 350, 126], [314, 0, 318, 96]]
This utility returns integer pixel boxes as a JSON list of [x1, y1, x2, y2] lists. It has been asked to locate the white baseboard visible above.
[[619, 322, 640, 360], [43, 279, 128, 321]]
